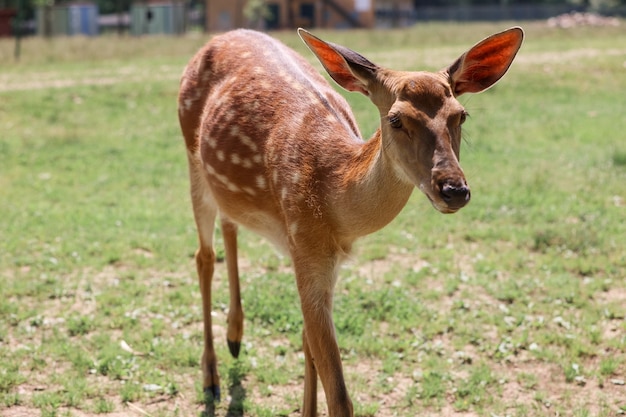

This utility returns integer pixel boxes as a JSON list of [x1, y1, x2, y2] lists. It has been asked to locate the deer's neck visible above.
[[331, 128, 415, 239]]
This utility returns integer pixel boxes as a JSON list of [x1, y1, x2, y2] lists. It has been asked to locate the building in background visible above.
[[205, 0, 409, 31], [36, 2, 98, 36], [130, 1, 185, 35], [11, 0, 623, 37], [0, 8, 16, 36]]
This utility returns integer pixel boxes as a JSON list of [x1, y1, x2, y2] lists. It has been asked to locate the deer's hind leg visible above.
[[188, 156, 221, 403], [220, 217, 244, 358]]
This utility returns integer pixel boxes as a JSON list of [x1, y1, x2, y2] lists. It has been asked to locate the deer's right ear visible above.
[[298, 28, 378, 96]]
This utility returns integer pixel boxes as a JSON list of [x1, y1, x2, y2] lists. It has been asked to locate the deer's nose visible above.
[[440, 182, 471, 208]]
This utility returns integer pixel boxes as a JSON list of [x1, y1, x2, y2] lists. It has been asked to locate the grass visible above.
[[1, 21, 625, 416]]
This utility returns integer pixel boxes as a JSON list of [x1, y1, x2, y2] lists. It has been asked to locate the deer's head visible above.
[[300, 28, 524, 214]]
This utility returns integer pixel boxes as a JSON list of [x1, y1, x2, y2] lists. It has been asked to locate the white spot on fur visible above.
[[203, 133, 217, 149], [242, 186, 256, 196], [289, 221, 298, 236], [208, 167, 238, 193], [223, 110, 236, 123], [289, 79, 304, 91], [240, 135, 258, 152], [256, 175, 267, 190], [231, 153, 241, 165], [227, 182, 240, 193], [216, 150, 225, 162], [305, 91, 317, 102], [242, 159, 253, 169]]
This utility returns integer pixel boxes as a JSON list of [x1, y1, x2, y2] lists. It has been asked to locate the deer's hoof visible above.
[[227, 339, 241, 359], [204, 385, 221, 404]]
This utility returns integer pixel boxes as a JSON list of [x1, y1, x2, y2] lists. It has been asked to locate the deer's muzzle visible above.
[[440, 181, 471, 210]]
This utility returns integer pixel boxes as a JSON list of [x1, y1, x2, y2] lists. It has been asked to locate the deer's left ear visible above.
[[447, 27, 524, 96], [298, 28, 378, 96]]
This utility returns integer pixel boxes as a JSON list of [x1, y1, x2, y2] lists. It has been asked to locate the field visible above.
[[1, 21, 625, 417]]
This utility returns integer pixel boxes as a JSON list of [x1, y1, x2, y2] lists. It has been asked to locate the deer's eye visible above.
[[388, 113, 403, 129], [460, 110, 469, 125]]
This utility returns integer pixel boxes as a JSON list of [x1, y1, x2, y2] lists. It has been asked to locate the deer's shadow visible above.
[[202, 361, 247, 417]]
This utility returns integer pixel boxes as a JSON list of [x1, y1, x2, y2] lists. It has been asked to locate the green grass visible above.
[[1, 22, 625, 416]]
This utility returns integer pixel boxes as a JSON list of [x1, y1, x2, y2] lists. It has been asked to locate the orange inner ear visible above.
[[455, 29, 523, 95], [306, 36, 352, 78], [465, 31, 522, 72], [303, 34, 369, 95]]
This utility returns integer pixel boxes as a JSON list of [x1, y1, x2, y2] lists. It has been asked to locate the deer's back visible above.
[[179, 29, 359, 147], [178, 29, 362, 248]]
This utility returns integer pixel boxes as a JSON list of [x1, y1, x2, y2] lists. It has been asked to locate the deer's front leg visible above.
[[294, 255, 354, 417], [302, 328, 318, 417]]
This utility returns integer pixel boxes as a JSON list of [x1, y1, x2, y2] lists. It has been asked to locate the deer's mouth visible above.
[[420, 184, 469, 214]]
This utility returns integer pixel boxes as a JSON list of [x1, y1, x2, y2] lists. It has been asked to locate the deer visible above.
[[177, 26, 523, 416]]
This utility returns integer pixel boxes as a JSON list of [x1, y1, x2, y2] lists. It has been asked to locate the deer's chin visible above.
[[439, 206, 461, 214], [432, 201, 460, 214]]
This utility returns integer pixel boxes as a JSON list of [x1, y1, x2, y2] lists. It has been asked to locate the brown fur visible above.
[[178, 27, 523, 416]]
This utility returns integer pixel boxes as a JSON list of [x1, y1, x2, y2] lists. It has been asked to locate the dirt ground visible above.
[[2, 33, 624, 417]]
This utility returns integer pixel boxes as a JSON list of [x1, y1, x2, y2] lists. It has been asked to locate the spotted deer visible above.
[[178, 27, 523, 416]]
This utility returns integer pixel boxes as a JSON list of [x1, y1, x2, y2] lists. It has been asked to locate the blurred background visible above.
[[0, 0, 623, 38]]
